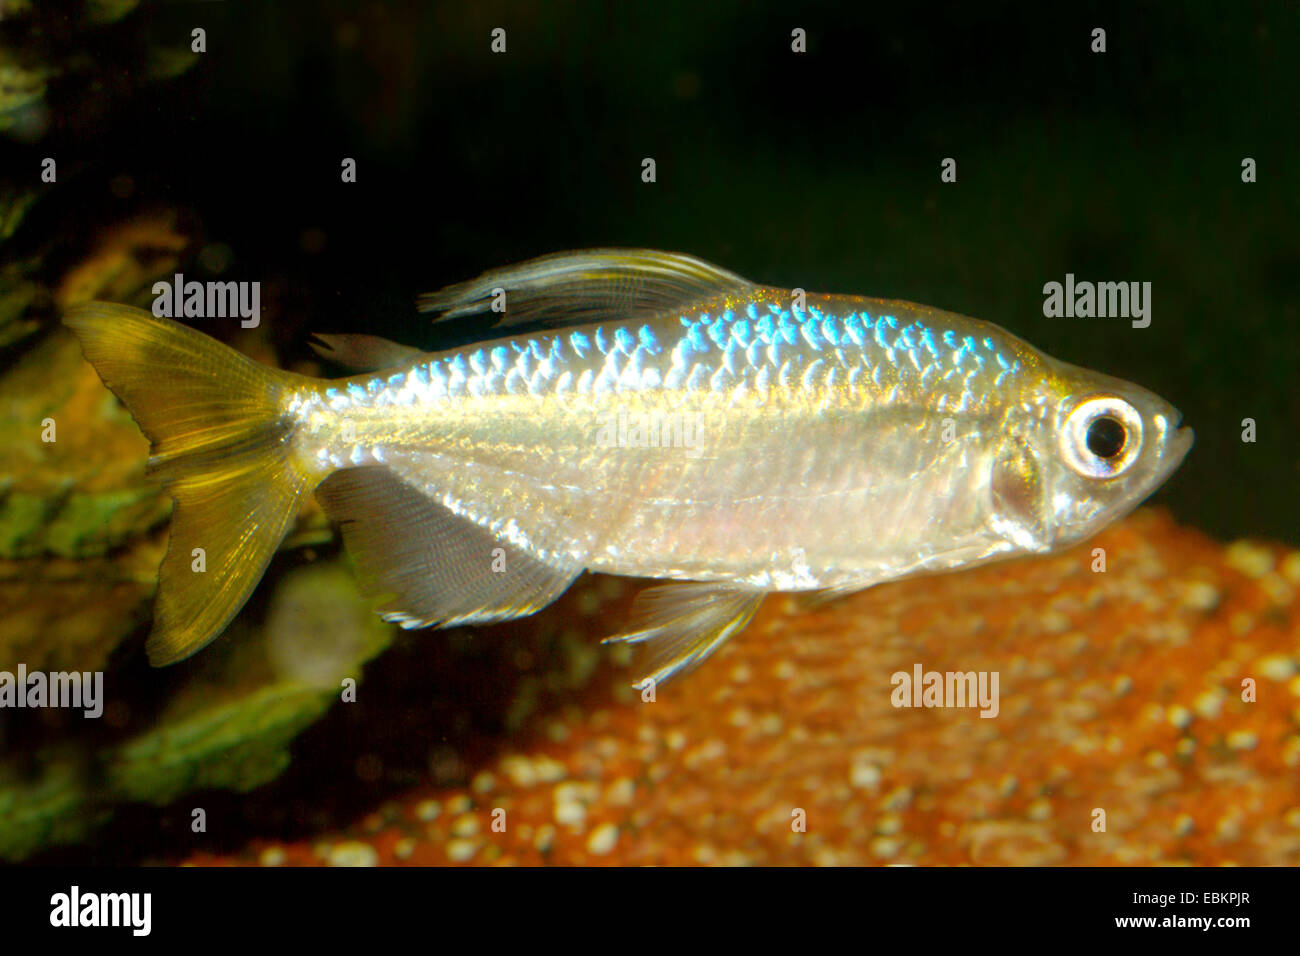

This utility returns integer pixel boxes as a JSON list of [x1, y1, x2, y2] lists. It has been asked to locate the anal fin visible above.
[[316, 466, 580, 628], [602, 582, 765, 687]]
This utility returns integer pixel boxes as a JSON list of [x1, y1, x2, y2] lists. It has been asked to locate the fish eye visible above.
[[1085, 415, 1127, 459], [1061, 396, 1144, 479]]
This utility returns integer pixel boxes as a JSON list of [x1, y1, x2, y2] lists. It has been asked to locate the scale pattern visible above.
[[305, 295, 1026, 428]]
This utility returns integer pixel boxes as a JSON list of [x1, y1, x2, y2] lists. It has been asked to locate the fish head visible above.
[[1015, 361, 1194, 549]]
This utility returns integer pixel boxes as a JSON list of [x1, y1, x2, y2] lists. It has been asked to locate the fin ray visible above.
[[63, 303, 317, 665], [603, 582, 765, 686], [315, 466, 580, 628], [309, 333, 430, 373], [418, 248, 755, 332]]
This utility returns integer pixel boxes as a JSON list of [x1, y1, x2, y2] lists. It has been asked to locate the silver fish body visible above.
[[66, 250, 1193, 683], [294, 288, 1189, 594]]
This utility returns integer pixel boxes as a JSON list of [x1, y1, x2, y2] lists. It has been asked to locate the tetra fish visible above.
[[64, 249, 1193, 684]]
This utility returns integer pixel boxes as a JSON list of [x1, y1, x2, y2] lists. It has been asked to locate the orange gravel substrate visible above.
[[185, 509, 1300, 865]]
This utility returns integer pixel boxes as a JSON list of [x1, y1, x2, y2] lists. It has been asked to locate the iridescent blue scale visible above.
[[323, 293, 1024, 418]]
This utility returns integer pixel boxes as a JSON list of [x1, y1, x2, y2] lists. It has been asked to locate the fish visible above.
[[63, 249, 1193, 686]]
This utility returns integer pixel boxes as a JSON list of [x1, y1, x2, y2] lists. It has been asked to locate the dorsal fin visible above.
[[309, 333, 430, 373], [417, 248, 756, 332]]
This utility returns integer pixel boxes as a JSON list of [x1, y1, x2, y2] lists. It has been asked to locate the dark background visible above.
[[24, 0, 1300, 543]]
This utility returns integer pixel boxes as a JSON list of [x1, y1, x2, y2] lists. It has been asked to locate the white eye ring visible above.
[[1060, 395, 1144, 479]]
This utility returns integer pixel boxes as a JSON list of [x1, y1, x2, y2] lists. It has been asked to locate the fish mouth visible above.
[[1155, 415, 1194, 487]]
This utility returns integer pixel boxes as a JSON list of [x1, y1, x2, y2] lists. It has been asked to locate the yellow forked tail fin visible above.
[[64, 302, 317, 665]]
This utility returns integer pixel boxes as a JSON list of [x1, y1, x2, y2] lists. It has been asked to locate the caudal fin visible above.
[[64, 302, 317, 665]]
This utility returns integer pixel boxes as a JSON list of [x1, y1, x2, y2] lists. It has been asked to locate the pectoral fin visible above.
[[602, 582, 765, 687]]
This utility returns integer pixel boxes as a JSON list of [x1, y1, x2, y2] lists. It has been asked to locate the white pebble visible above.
[[586, 823, 619, 856], [327, 842, 378, 867], [1259, 655, 1297, 682], [446, 839, 479, 862]]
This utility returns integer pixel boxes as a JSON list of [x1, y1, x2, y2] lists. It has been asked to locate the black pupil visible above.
[[1085, 416, 1127, 460]]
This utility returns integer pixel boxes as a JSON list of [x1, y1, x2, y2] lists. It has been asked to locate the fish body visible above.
[[65, 250, 1193, 684]]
